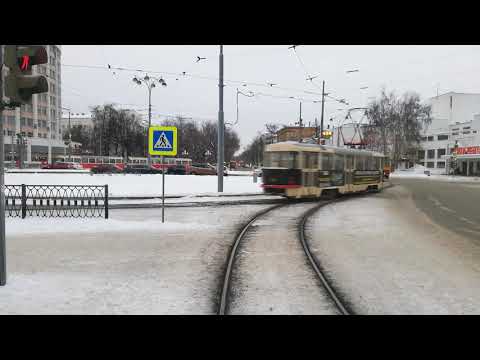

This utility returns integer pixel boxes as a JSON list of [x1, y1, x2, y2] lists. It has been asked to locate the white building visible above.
[[61, 112, 93, 133], [418, 92, 480, 176], [2, 45, 64, 165]]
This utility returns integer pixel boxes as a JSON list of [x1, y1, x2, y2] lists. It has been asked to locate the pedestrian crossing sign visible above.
[[149, 126, 177, 156]]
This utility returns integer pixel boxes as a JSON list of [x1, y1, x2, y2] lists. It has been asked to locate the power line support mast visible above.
[[217, 45, 224, 192], [0, 45, 48, 286], [320, 80, 325, 145]]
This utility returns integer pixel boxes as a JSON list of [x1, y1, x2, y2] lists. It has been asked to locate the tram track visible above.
[[298, 200, 351, 315], [217, 198, 350, 315]]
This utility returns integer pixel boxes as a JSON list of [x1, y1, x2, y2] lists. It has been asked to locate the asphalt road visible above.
[[391, 178, 480, 241]]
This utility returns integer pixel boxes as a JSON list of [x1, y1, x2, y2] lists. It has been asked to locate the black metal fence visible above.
[[5, 184, 108, 218]]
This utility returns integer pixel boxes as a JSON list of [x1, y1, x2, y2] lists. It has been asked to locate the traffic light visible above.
[[3, 45, 49, 106]]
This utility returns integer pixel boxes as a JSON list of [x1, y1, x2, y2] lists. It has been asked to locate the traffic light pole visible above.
[[0, 45, 7, 286]]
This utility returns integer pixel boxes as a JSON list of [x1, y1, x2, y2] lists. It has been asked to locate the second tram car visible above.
[[261, 142, 385, 199]]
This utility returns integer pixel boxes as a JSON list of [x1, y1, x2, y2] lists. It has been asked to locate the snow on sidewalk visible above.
[[1, 205, 272, 314], [306, 187, 480, 314]]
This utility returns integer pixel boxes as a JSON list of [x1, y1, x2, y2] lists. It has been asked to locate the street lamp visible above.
[[133, 74, 167, 166], [61, 107, 72, 161], [204, 149, 212, 163], [182, 149, 189, 158]]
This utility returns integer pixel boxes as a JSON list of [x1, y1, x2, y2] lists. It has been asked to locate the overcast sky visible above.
[[61, 45, 480, 150]]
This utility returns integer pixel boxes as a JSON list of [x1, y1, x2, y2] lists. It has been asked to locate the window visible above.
[[263, 152, 297, 168], [334, 154, 344, 171], [474, 131, 477, 134], [463, 126, 471, 130], [355, 156, 366, 171], [427, 149, 435, 159], [418, 150, 425, 159], [463, 131, 471, 134], [427, 136, 434, 141], [27, 132, 33, 137], [437, 134, 448, 141], [437, 149, 446, 157], [437, 162, 445, 168], [452, 132, 459, 136], [452, 128, 459, 131], [320, 153, 333, 170], [420, 136, 427, 141], [427, 162, 435, 168], [20, 118, 26, 126], [306, 153, 318, 169], [27, 119, 33, 127]]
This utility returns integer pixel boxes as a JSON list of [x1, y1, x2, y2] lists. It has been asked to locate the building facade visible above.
[[418, 92, 480, 175], [276, 126, 317, 142], [2, 45, 65, 166]]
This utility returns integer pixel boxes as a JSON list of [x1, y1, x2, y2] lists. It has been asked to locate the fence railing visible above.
[[5, 184, 108, 218]]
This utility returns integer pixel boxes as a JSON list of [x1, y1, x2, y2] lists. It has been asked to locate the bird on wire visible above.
[[196, 56, 206, 63]]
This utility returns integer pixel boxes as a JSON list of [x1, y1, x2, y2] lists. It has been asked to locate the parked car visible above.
[[166, 164, 189, 175], [91, 164, 123, 174], [189, 163, 217, 175], [64, 162, 83, 170], [41, 162, 75, 170], [123, 164, 162, 174]]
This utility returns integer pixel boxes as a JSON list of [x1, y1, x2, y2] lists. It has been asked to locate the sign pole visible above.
[[0, 44, 7, 286], [162, 155, 165, 223]]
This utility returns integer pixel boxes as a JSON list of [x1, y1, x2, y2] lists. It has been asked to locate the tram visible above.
[[261, 141, 385, 199], [53, 155, 192, 171]]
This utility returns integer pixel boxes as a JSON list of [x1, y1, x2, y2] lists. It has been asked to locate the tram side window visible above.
[[334, 154, 344, 171], [264, 152, 297, 168], [346, 155, 353, 170], [306, 153, 318, 169], [355, 156, 365, 171], [320, 153, 333, 170], [375, 157, 382, 170]]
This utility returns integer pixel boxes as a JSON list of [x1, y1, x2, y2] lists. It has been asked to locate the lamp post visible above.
[[61, 107, 71, 161], [133, 74, 167, 166], [204, 149, 212, 163]]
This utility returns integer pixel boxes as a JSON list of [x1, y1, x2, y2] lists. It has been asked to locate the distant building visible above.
[[61, 112, 93, 134], [418, 92, 480, 176], [277, 126, 317, 142]]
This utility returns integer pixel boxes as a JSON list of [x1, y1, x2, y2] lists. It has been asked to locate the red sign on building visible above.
[[455, 146, 480, 155]]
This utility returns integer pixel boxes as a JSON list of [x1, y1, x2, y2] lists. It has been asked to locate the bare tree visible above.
[[365, 89, 432, 169]]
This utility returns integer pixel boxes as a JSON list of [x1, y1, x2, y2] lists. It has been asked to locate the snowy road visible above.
[[227, 203, 340, 315], [306, 186, 480, 314]]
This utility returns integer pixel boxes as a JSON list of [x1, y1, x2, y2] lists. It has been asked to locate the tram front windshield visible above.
[[264, 152, 297, 168]]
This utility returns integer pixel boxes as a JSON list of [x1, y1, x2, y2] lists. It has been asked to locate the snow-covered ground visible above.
[[5, 173, 263, 197], [1, 205, 271, 314], [306, 187, 480, 314], [391, 164, 480, 183]]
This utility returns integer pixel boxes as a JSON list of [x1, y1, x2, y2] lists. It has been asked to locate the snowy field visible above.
[[306, 187, 480, 314], [1, 205, 271, 314], [5, 173, 263, 197]]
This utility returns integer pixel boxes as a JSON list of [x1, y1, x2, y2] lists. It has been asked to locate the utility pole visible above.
[[0, 45, 6, 286], [217, 45, 224, 192], [147, 86, 152, 166], [315, 117, 319, 143], [320, 80, 325, 144], [299, 102, 303, 127]]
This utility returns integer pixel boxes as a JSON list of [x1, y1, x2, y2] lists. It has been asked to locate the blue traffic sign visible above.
[[148, 126, 177, 156]]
